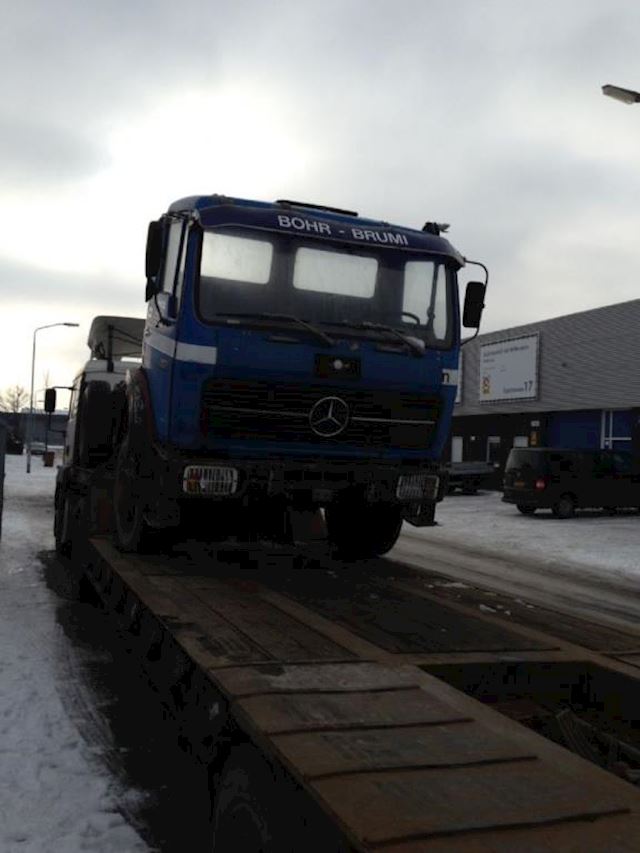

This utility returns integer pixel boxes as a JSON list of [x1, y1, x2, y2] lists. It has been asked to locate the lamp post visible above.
[[602, 84, 640, 105], [26, 322, 79, 473]]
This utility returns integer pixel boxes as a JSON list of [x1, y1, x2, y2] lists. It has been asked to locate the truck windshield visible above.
[[198, 227, 455, 348]]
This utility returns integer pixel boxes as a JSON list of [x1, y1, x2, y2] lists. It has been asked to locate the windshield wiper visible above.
[[331, 320, 425, 357], [214, 312, 336, 347]]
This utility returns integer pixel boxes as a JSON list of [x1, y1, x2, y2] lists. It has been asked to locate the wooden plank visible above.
[[213, 662, 418, 697], [172, 631, 269, 670], [271, 722, 536, 778], [262, 569, 551, 653], [237, 688, 471, 735], [311, 762, 630, 845], [160, 576, 354, 662], [142, 578, 275, 666], [384, 812, 640, 852]]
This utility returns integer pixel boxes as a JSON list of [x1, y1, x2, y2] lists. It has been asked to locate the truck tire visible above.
[[52, 487, 91, 599], [54, 487, 72, 558], [552, 493, 575, 519], [326, 500, 403, 559], [212, 745, 301, 852], [113, 440, 156, 552]]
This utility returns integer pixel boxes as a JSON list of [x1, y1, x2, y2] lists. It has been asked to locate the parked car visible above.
[[446, 461, 498, 494], [30, 441, 46, 456], [502, 447, 640, 518]]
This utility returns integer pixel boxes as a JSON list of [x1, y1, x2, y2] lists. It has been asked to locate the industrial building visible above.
[[451, 298, 640, 471]]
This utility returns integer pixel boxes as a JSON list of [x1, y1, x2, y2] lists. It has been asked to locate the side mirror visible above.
[[145, 220, 164, 299], [462, 281, 486, 328], [44, 388, 57, 414]]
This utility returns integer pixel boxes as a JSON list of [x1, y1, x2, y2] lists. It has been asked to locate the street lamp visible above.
[[602, 84, 640, 105], [26, 322, 79, 473]]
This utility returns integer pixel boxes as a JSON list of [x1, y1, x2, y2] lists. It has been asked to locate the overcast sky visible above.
[[2, 0, 640, 403]]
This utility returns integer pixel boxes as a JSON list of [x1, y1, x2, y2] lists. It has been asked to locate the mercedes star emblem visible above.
[[309, 396, 350, 437]]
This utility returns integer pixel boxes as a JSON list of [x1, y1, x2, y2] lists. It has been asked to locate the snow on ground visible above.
[[402, 490, 640, 582], [0, 453, 148, 853]]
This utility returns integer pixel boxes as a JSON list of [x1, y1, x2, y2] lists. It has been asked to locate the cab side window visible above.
[[160, 221, 183, 295]]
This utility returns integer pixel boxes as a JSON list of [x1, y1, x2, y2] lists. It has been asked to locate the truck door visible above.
[[64, 376, 81, 465], [143, 219, 187, 442]]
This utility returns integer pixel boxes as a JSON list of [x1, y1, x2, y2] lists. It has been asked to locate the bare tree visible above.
[[0, 385, 29, 414], [0, 385, 29, 433]]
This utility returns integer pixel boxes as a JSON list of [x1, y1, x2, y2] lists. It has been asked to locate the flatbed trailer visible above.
[[75, 537, 640, 851]]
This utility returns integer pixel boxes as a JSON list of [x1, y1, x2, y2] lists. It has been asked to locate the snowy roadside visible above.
[[0, 453, 149, 853], [399, 490, 640, 582]]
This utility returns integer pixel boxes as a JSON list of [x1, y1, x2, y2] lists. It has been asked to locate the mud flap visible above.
[[402, 502, 437, 527]]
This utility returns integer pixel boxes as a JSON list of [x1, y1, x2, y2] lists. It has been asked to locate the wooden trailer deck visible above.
[[85, 537, 640, 851]]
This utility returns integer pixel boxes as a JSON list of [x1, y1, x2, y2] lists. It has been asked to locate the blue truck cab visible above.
[[113, 195, 486, 557]]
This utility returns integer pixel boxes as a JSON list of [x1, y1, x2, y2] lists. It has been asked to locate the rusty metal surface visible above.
[[237, 688, 471, 734], [88, 538, 640, 851], [213, 662, 418, 696], [383, 812, 640, 852], [311, 762, 631, 845], [271, 722, 536, 778]]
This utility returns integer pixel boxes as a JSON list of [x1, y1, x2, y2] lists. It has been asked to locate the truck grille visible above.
[[201, 378, 440, 450]]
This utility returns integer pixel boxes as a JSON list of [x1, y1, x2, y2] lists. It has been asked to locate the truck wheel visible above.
[[552, 494, 575, 519], [113, 441, 155, 552], [326, 500, 403, 559], [212, 745, 302, 852], [516, 504, 536, 515], [54, 487, 72, 557], [52, 488, 91, 599]]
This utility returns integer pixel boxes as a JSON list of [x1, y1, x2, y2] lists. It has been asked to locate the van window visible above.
[[506, 450, 545, 474], [549, 453, 579, 474]]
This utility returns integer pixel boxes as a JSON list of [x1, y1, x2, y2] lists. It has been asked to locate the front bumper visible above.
[[164, 450, 443, 505]]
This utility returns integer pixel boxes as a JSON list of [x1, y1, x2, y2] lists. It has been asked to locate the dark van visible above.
[[502, 447, 640, 518]]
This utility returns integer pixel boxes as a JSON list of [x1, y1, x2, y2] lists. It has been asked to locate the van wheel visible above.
[[552, 494, 575, 519], [516, 504, 536, 515]]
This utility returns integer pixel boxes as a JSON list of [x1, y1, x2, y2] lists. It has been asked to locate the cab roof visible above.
[[87, 316, 145, 360], [166, 194, 465, 265]]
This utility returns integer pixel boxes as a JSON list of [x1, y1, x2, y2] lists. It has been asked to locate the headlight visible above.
[[396, 473, 439, 501], [183, 465, 239, 496]]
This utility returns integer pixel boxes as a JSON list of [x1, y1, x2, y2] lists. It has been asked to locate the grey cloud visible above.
[[0, 257, 138, 312], [0, 118, 107, 185]]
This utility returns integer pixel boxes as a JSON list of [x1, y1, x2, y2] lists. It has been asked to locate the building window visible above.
[[601, 410, 632, 451]]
